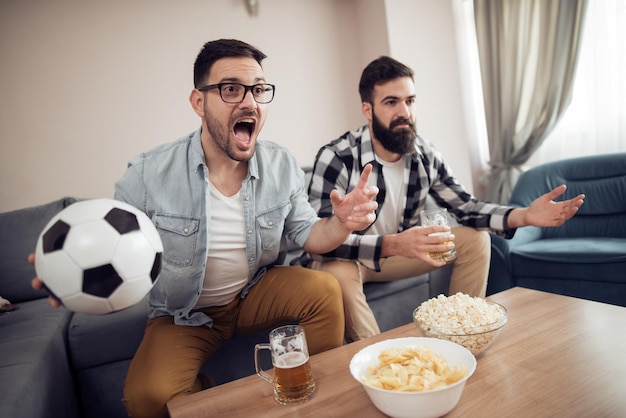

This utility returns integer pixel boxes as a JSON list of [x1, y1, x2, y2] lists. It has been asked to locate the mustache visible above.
[[389, 118, 414, 129], [233, 110, 258, 119]]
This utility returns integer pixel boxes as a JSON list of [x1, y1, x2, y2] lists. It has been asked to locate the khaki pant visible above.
[[123, 266, 344, 418], [312, 226, 490, 342]]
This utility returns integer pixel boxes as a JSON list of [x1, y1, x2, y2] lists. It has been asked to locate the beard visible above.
[[204, 109, 256, 162], [371, 110, 416, 155]]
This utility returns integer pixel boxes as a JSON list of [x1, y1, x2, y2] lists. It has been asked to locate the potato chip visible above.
[[362, 346, 467, 392]]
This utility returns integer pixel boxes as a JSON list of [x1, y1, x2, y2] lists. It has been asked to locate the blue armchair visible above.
[[487, 152, 626, 306]]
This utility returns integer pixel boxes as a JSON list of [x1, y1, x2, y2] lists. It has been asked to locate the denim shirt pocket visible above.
[[154, 214, 200, 267], [256, 202, 291, 251]]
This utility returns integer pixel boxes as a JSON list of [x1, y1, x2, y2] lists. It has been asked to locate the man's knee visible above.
[[292, 268, 345, 352], [123, 378, 173, 418], [455, 228, 490, 255], [298, 267, 343, 306], [470, 230, 491, 252]]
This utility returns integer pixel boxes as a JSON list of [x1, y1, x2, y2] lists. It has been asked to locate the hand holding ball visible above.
[[35, 199, 163, 315]]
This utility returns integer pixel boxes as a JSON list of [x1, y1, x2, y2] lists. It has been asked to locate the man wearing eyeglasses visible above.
[[98, 39, 377, 417]]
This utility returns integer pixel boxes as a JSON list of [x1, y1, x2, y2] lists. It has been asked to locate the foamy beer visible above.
[[420, 207, 457, 263], [254, 325, 316, 405]]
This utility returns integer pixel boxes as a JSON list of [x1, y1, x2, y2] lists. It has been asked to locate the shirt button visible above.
[[268, 221, 273, 226], [247, 229, 253, 234], [245, 196, 250, 201], [249, 257, 254, 262], [183, 228, 189, 233]]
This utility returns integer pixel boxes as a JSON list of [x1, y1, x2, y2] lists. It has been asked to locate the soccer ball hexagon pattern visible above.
[[35, 198, 163, 315]]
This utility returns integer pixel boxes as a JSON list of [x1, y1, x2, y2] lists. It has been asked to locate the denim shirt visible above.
[[114, 128, 319, 327]]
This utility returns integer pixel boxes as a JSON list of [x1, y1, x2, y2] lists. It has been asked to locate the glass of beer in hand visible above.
[[420, 207, 457, 263], [254, 325, 316, 405]]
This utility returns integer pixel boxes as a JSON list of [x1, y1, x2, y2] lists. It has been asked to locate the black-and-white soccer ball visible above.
[[35, 198, 163, 315]]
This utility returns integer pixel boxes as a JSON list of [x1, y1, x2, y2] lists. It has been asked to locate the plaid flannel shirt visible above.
[[305, 125, 515, 271]]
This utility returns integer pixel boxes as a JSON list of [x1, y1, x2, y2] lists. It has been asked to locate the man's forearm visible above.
[[304, 216, 351, 254]]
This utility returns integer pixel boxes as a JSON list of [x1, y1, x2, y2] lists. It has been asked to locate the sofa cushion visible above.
[[0, 197, 76, 303], [364, 275, 429, 301], [68, 298, 150, 418], [513, 238, 626, 265], [68, 296, 149, 371], [0, 299, 78, 418], [73, 359, 132, 418], [510, 237, 626, 305], [365, 275, 430, 332], [512, 250, 626, 284]]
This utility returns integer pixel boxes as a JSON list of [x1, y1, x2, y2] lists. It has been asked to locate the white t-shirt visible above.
[[368, 155, 408, 235], [195, 181, 248, 308]]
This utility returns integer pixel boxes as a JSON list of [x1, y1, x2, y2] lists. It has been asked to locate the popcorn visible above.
[[413, 293, 507, 356]]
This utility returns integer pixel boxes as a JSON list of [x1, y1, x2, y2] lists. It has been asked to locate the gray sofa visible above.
[[486, 152, 626, 306], [0, 197, 451, 418]]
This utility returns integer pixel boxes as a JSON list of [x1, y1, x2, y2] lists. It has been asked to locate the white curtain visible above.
[[528, 0, 626, 166], [473, 0, 587, 204]]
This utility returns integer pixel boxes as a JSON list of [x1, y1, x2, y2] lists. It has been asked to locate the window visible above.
[[456, 0, 626, 170], [527, 0, 626, 166]]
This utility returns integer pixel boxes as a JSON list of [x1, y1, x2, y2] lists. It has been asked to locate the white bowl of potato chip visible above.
[[349, 337, 476, 418]]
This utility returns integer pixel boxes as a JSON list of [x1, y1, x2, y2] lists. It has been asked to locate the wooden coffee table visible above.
[[167, 287, 626, 417]]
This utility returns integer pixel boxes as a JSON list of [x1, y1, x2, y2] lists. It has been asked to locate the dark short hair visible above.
[[358, 56, 414, 103], [193, 39, 267, 88]]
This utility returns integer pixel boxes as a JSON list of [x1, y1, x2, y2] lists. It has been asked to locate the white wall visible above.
[[385, 0, 474, 193], [0, 0, 475, 212]]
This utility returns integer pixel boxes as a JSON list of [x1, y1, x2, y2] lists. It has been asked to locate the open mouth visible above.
[[233, 119, 256, 145]]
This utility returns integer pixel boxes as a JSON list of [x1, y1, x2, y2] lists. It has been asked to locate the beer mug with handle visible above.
[[254, 325, 317, 405]]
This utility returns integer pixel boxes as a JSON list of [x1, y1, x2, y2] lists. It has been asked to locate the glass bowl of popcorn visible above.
[[413, 293, 507, 357]]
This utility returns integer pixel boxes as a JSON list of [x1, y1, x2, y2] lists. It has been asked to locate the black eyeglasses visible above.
[[197, 83, 276, 104]]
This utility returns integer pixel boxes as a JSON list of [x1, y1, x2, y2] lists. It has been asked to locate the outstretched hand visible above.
[[329, 163, 379, 232], [509, 185, 585, 229]]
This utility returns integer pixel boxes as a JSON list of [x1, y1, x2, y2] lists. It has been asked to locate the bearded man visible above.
[[303, 56, 584, 343]]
